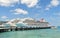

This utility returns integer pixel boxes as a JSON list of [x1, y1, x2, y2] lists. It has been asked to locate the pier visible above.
[[0, 28, 9, 33], [0, 26, 51, 33]]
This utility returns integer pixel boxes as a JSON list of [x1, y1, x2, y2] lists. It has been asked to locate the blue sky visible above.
[[0, 0, 60, 26]]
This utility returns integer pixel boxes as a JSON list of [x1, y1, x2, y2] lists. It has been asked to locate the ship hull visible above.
[[38, 27, 51, 29], [15, 26, 51, 31]]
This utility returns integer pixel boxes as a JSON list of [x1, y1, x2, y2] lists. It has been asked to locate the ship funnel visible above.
[[40, 18, 46, 22]]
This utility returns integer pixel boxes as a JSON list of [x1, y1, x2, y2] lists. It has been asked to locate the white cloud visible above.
[[0, 0, 38, 7], [45, 0, 60, 10], [0, 0, 19, 7], [11, 8, 28, 15], [50, 0, 59, 7], [21, 0, 38, 8], [1, 16, 8, 19]]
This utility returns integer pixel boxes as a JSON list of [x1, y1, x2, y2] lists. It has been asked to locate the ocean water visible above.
[[0, 28, 60, 38]]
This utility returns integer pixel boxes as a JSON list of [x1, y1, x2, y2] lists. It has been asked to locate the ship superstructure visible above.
[[23, 18, 49, 27]]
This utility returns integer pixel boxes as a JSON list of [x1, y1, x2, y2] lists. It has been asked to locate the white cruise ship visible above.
[[23, 18, 51, 28]]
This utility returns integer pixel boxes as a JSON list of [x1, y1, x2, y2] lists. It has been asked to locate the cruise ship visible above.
[[0, 18, 51, 32], [23, 18, 51, 29], [6, 18, 51, 29]]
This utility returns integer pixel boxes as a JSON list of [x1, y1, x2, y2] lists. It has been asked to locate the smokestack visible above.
[[40, 18, 45, 22]]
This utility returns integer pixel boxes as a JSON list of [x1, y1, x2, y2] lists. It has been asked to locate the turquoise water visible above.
[[0, 29, 60, 38]]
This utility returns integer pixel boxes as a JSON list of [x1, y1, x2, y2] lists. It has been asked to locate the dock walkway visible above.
[[0, 28, 9, 33], [0, 26, 51, 33]]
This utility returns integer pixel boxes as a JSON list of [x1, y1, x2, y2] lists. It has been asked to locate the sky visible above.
[[0, 0, 60, 26]]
